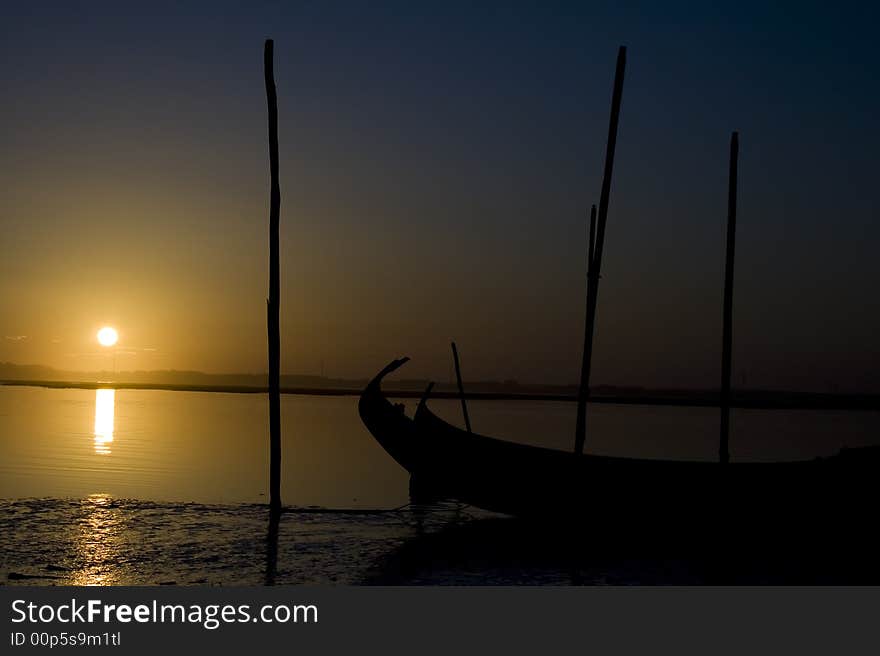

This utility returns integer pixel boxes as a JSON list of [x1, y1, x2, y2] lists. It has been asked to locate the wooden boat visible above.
[[360, 358, 878, 531], [359, 52, 879, 535]]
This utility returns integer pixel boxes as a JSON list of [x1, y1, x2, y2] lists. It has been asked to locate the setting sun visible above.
[[97, 326, 119, 347]]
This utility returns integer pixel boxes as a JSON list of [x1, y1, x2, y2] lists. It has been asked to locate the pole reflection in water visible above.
[[93, 389, 115, 455]]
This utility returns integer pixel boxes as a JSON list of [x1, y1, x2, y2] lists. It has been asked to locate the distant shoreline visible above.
[[2, 378, 878, 411]]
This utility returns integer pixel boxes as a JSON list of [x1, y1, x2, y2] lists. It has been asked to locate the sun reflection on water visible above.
[[93, 389, 115, 455], [70, 494, 124, 586]]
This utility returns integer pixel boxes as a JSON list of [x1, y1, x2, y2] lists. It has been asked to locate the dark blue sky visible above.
[[1, 1, 878, 391]]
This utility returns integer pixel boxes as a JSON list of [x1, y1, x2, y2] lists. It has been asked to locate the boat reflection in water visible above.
[[93, 389, 115, 455]]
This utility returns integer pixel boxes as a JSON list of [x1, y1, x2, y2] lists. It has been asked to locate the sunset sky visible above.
[[2, 2, 878, 391]]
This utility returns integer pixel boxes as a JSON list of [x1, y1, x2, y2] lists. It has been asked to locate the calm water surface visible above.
[[2, 385, 878, 584], [2, 385, 878, 505]]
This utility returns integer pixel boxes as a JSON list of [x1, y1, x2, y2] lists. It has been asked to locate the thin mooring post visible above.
[[574, 46, 626, 455], [451, 341, 472, 433], [588, 204, 597, 270], [720, 131, 739, 465], [265, 39, 282, 511]]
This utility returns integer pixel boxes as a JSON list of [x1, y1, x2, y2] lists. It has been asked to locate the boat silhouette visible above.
[[359, 358, 878, 527], [359, 47, 877, 532]]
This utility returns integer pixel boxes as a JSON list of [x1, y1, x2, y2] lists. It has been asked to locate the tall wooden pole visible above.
[[265, 39, 282, 511], [720, 131, 739, 465], [574, 46, 626, 456], [574, 205, 596, 453], [451, 341, 472, 433], [587, 204, 597, 271]]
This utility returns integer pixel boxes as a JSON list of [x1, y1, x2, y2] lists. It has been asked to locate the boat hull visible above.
[[360, 360, 877, 530]]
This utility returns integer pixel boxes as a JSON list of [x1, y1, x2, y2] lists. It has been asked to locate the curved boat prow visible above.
[[366, 356, 411, 390], [358, 357, 420, 473]]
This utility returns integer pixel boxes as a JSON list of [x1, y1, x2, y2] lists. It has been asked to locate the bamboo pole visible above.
[[451, 341, 472, 433], [574, 205, 596, 450], [588, 204, 597, 271], [265, 39, 282, 511], [574, 46, 626, 456], [720, 131, 739, 465]]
